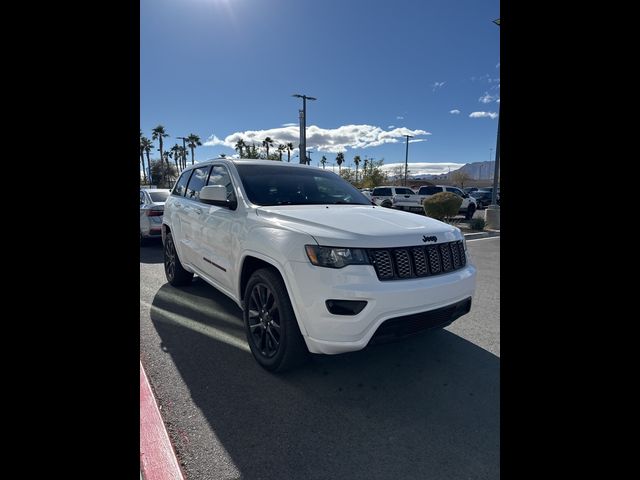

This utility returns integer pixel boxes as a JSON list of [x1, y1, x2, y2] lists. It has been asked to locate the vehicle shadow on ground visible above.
[[140, 240, 163, 264], [150, 281, 499, 480]]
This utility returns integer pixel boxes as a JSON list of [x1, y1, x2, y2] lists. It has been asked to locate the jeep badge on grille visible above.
[[422, 235, 437, 243]]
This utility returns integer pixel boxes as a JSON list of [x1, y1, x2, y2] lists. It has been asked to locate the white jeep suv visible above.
[[162, 159, 476, 372]]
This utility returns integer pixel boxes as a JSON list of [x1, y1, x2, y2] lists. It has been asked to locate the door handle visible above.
[[175, 203, 183, 208], [194, 208, 202, 214]]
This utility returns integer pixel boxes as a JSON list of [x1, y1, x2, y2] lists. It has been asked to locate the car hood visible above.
[[255, 205, 461, 248]]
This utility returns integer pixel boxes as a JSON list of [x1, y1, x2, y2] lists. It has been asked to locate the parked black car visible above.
[[470, 188, 500, 208]]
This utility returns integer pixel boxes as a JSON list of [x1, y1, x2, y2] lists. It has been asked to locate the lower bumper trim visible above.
[[368, 297, 472, 345]]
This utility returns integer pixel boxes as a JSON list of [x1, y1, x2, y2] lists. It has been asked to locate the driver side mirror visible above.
[[200, 185, 237, 210]]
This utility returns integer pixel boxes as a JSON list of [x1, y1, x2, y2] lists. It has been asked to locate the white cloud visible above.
[[387, 125, 395, 128], [205, 134, 226, 146], [204, 124, 431, 154], [408, 139, 426, 143], [381, 162, 464, 176], [496, 98, 500, 103], [479, 92, 497, 103], [449, 109, 461, 115], [496, 62, 500, 68], [469, 112, 498, 119], [396, 116, 404, 120], [281, 122, 297, 127], [432, 81, 446, 91]]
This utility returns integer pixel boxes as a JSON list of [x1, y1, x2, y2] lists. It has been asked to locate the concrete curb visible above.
[[463, 230, 500, 240], [140, 362, 185, 480]]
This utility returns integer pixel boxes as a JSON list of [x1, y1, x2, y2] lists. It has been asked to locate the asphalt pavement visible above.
[[140, 236, 500, 479]]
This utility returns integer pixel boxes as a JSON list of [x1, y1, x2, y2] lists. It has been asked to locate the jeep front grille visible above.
[[368, 241, 466, 281]]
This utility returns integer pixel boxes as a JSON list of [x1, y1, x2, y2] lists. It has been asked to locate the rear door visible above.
[[181, 165, 213, 267], [196, 164, 239, 291], [167, 170, 194, 261]]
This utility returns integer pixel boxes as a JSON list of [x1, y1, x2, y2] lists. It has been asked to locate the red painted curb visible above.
[[140, 362, 185, 480]]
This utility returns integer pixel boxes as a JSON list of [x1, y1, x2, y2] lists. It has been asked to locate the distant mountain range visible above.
[[400, 161, 496, 181]]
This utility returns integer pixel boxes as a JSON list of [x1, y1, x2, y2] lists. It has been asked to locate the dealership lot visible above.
[[140, 236, 500, 480]]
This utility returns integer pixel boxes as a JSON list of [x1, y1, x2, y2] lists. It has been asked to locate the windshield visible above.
[[148, 191, 170, 202], [236, 164, 370, 206]]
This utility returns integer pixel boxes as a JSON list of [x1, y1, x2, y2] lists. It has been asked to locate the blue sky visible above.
[[140, 0, 500, 176]]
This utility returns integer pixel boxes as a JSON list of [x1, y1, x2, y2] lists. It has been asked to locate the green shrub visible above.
[[469, 217, 486, 230], [423, 192, 463, 221]]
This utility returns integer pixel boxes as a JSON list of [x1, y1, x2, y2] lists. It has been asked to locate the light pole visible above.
[[292, 94, 316, 165], [404, 134, 413, 186], [491, 18, 500, 206], [485, 17, 500, 231]]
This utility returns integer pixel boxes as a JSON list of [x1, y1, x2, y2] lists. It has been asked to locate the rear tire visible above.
[[243, 268, 308, 372], [163, 231, 194, 286]]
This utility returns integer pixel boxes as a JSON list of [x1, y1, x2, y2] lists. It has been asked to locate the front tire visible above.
[[243, 268, 308, 372], [164, 231, 194, 286], [381, 200, 392, 208]]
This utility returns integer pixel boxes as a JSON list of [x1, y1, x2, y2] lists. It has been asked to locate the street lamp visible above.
[[292, 94, 316, 165], [404, 134, 413, 186], [484, 17, 501, 231], [491, 18, 500, 206]]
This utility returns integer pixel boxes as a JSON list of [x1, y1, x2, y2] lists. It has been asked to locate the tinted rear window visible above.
[[148, 191, 169, 202], [372, 188, 392, 196]]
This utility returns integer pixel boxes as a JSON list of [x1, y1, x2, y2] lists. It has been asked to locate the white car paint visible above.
[[163, 159, 476, 355]]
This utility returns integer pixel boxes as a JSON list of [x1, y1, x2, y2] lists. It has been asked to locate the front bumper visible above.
[[284, 259, 477, 354]]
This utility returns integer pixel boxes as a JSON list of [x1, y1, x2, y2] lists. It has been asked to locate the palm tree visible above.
[[140, 131, 148, 184], [336, 152, 345, 174], [141, 136, 153, 183], [186, 133, 202, 165], [320, 155, 327, 169], [169, 144, 181, 173], [262, 137, 274, 158], [234, 139, 246, 158], [152, 125, 169, 169], [178, 146, 187, 170], [353, 155, 361, 183], [277, 144, 286, 161], [286, 142, 294, 162]]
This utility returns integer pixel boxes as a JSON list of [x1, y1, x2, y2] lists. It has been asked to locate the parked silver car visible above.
[[140, 188, 170, 242]]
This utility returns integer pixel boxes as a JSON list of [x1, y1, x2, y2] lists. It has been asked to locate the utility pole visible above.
[[292, 94, 316, 165], [404, 134, 413, 186]]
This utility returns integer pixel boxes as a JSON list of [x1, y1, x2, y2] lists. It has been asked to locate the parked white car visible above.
[[162, 160, 476, 372], [140, 188, 170, 242], [370, 186, 422, 211], [416, 185, 477, 219]]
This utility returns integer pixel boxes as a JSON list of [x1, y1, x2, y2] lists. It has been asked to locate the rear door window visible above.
[[372, 188, 392, 196], [418, 186, 440, 195]]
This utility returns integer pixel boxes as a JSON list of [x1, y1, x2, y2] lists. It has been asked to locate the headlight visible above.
[[305, 245, 370, 268]]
